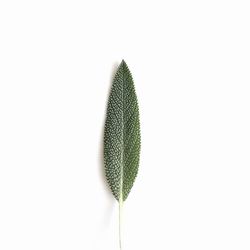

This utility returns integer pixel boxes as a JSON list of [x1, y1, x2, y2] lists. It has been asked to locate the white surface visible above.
[[0, 1, 250, 249]]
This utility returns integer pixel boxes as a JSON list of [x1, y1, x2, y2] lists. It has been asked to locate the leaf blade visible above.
[[104, 60, 141, 202]]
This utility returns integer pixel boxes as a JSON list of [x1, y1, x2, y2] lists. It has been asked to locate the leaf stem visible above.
[[119, 196, 123, 250]]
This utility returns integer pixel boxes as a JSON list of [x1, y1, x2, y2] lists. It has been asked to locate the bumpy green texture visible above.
[[104, 60, 141, 202]]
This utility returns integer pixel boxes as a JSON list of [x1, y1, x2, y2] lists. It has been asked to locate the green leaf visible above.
[[104, 60, 141, 202]]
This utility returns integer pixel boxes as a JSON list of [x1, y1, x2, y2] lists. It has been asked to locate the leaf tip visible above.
[[121, 59, 127, 66]]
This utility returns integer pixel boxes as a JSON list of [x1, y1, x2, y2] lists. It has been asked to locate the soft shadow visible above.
[[98, 61, 119, 226]]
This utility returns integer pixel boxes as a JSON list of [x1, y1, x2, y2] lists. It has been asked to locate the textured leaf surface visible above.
[[104, 60, 141, 202]]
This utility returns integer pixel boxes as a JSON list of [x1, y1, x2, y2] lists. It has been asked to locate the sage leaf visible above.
[[104, 60, 141, 248], [104, 59, 141, 201]]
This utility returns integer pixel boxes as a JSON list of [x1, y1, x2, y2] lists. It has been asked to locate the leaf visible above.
[[104, 60, 141, 202]]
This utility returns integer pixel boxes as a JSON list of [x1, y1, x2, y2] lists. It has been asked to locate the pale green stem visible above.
[[119, 197, 123, 250]]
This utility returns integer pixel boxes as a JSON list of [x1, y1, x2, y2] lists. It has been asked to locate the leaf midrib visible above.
[[119, 62, 125, 203]]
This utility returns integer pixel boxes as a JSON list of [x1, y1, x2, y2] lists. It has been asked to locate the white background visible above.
[[0, 1, 250, 249]]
